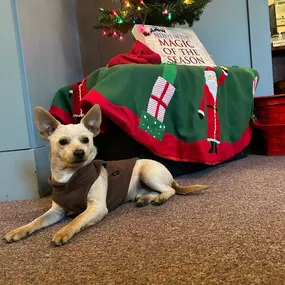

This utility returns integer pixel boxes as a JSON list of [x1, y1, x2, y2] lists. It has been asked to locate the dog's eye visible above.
[[81, 137, 89, 144], [59, 139, 68, 146]]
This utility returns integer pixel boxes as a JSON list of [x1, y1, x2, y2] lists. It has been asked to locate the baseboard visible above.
[[0, 149, 38, 201]]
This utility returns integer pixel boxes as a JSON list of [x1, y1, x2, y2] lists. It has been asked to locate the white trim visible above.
[[222, 69, 228, 77], [198, 110, 205, 117], [207, 138, 220, 144], [214, 103, 217, 140]]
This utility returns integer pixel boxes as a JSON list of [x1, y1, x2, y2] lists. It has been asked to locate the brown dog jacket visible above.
[[49, 158, 138, 215]]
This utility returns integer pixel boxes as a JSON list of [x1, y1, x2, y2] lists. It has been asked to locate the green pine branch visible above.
[[94, 0, 213, 37]]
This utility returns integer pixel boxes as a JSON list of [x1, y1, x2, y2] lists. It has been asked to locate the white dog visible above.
[[5, 105, 208, 246]]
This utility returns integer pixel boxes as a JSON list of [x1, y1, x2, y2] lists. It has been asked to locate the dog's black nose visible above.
[[73, 149, 85, 159]]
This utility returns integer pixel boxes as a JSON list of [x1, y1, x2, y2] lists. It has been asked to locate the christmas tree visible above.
[[94, 0, 213, 40]]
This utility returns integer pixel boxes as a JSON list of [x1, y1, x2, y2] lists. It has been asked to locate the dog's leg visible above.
[[142, 183, 175, 206], [152, 187, 176, 205], [52, 199, 107, 246], [134, 189, 149, 202], [139, 160, 176, 205], [135, 190, 159, 207], [52, 169, 108, 246], [4, 202, 65, 242]]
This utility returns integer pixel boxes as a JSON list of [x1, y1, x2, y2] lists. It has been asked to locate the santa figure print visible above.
[[198, 66, 228, 154]]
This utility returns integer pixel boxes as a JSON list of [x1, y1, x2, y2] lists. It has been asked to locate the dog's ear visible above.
[[81, 104, 102, 136], [34, 107, 60, 141]]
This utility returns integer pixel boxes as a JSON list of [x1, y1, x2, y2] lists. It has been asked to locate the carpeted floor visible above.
[[1, 155, 285, 285]]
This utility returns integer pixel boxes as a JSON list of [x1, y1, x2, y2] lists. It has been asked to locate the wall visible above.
[[0, 0, 82, 200], [15, 0, 83, 197], [76, 0, 133, 76], [0, 150, 38, 200], [192, 0, 251, 68], [0, 0, 30, 152], [192, 0, 273, 96], [247, 0, 273, 96], [16, 0, 83, 148]]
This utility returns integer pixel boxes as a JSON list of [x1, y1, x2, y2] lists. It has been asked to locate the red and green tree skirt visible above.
[[94, 0, 213, 40], [50, 64, 259, 164]]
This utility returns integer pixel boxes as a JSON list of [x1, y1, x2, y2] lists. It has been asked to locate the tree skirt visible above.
[[50, 64, 259, 165]]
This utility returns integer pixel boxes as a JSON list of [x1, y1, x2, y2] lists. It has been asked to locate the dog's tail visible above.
[[172, 180, 208, 195]]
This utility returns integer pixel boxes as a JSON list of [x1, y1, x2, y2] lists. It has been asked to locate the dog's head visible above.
[[34, 105, 101, 168]]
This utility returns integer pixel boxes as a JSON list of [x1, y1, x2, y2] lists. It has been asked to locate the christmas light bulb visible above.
[[125, 1, 131, 7], [103, 31, 107, 36], [162, 9, 168, 14], [140, 0, 144, 4], [184, 0, 193, 4], [119, 36, 124, 41], [113, 10, 117, 15], [138, 6, 141, 10]]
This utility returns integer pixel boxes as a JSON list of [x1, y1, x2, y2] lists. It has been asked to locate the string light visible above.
[[95, 0, 210, 42], [112, 9, 124, 24]]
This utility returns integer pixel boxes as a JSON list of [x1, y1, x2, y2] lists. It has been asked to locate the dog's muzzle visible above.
[[73, 149, 85, 161]]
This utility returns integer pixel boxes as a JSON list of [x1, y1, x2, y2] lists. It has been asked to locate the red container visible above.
[[254, 94, 285, 125], [253, 94, 285, 156], [252, 121, 285, 156]]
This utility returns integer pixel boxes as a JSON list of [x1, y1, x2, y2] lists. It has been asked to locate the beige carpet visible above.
[[1, 155, 285, 285]]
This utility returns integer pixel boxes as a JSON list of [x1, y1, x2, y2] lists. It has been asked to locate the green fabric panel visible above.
[[218, 67, 256, 143], [86, 67, 110, 92], [239, 67, 258, 79], [163, 65, 206, 142], [90, 64, 165, 112], [162, 63, 177, 85], [51, 85, 73, 114]]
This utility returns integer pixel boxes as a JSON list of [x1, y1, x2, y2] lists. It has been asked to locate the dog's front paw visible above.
[[4, 226, 32, 242], [52, 228, 74, 246]]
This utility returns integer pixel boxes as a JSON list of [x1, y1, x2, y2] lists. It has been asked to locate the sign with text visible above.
[[132, 24, 216, 66]]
